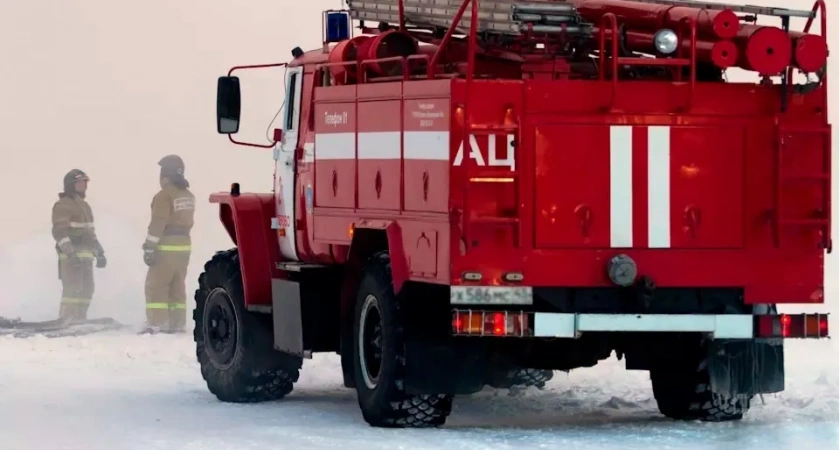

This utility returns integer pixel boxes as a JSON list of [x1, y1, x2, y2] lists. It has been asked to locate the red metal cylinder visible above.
[[327, 36, 371, 84], [734, 25, 792, 75], [622, 30, 738, 68], [357, 30, 418, 76], [571, 0, 740, 39], [789, 31, 828, 73], [709, 40, 738, 68], [662, 7, 739, 39]]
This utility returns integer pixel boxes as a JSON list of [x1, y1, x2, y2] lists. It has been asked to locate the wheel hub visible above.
[[359, 294, 383, 390], [203, 288, 238, 368]]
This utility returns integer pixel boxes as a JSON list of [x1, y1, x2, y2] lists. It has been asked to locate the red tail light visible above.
[[755, 313, 829, 338], [452, 310, 531, 336]]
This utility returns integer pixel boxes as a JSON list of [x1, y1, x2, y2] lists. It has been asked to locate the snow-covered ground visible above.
[[0, 332, 836, 450], [1, 217, 837, 450]]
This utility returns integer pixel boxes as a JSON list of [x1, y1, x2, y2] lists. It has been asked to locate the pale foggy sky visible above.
[[0, 1, 836, 294], [1, 1, 332, 248]]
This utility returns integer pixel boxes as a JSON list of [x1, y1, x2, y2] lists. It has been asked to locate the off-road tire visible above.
[[194, 249, 302, 403], [353, 251, 453, 428], [489, 368, 554, 389], [650, 358, 751, 422]]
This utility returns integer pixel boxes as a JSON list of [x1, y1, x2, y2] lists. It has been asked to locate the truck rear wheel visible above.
[[194, 249, 302, 403], [353, 251, 453, 428], [650, 356, 751, 422]]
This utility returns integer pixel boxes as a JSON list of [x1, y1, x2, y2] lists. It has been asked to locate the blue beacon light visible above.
[[325, 11, 351, 43]]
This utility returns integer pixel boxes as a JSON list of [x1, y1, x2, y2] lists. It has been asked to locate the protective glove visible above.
[[57, 238, 75, 255], [57, 239, 81, 266], [93, 240, 107, 268], [142, 240, 158, 267], [143, 249, 157, 267]]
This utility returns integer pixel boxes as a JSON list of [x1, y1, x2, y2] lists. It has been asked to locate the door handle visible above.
[[575, 204, 592, 238], [684, 205, 701, 238]]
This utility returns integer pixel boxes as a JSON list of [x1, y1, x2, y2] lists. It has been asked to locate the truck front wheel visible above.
[[194, 249, 302, 403], [353, 251, 453, 428], [650, 355, 751, 422]]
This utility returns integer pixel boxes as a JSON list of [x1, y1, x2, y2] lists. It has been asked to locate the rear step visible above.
[[452, 310, 830, 339]]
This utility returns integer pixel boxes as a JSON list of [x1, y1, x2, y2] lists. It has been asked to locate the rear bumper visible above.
[[534, 313, 754, 339], [452, 310, 831, 340]]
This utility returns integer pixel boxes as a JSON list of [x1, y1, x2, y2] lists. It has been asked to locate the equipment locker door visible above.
[[667, 125, 744, 249], [274, 66, 303, 261], [534, 124, 613, 249]]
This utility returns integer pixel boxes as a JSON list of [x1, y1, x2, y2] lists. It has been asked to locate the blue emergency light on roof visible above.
[[324, 11, 351, 43]]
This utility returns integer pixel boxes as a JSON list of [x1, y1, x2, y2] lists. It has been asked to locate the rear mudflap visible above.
[[707, 338, 785, 397], [403, 338, 489, 395]]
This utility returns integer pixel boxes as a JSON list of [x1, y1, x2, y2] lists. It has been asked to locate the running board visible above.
[[276, 262, 328, 272], [452, 310, 830, 339]]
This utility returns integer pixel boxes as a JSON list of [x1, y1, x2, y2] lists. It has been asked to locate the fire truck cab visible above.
[[199, 0, 831, 428]]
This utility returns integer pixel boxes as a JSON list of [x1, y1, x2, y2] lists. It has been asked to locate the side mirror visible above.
[[217, 76, 241, 134]]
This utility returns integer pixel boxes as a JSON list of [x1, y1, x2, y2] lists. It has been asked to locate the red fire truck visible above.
[[199, 0, 831, 428]]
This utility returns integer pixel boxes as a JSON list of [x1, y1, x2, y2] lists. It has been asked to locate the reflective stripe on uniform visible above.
[[146, 302, 187, 309], [69, 222, 95, 228], [157, 245, 191, 252], [61, 297, 91, 305], [145, 235, 161, 243], [57, 237, 72, 246], [59, 251, 96, 259]]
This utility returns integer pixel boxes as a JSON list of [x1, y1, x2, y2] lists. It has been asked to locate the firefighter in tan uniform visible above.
[[52, 169, 107, 322], [142, 155, 195, 333]]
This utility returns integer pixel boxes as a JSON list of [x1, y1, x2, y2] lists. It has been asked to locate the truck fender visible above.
[[209, 192, 279, 307], [338, 220, 410, 388]]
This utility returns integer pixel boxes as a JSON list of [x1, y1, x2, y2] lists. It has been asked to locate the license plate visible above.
[[450, 286, 533, 305]]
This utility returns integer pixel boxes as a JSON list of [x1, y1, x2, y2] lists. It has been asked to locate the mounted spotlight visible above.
[[653, 29, 678, 55]]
